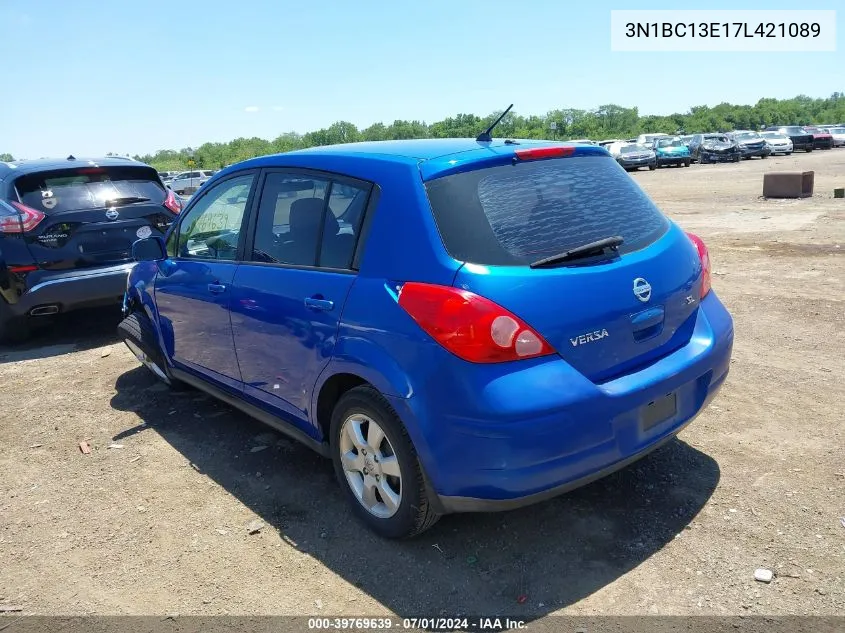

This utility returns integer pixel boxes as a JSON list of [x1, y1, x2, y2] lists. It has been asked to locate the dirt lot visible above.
[[1, 151, 843, 620]]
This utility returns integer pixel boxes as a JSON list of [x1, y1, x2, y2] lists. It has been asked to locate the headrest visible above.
[[289, 198, 338, 238]]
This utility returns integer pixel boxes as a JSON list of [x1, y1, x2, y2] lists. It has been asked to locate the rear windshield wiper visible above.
[[530, 236, 624, 268], [104, 196, 150, 206]]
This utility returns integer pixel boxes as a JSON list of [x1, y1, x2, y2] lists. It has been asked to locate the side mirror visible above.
[[132, 236, 166, 262]]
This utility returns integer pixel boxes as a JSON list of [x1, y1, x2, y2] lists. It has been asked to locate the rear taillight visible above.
[[686, 232, 712, 298], [8, 265, 38, 274], [397, 282, 554, 363], [164, 189, 182, 214], [1, 202, 46, 233]]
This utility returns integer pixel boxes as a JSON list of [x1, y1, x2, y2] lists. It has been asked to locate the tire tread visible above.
[[117, 311, 185, 389]]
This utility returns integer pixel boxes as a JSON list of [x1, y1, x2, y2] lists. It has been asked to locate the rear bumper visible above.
[[389, 291, 734, 514], [6, 263, 134, 317]]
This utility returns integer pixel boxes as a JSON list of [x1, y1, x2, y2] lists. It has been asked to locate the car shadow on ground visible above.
[[111, 366, 720, 619], [0, 307, 122, 364]]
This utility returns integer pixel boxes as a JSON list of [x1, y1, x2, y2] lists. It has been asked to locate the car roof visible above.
[[214, 138, 611, 183], [289, 138, 565, 160], [0, 156, 147, 181]]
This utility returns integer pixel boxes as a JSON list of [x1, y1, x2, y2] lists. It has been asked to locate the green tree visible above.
[[139, 93, 845, 172]]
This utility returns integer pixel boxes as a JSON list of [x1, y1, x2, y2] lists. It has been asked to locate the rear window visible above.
[[424, 155, 670, 266], [14, 166, 165, 214]]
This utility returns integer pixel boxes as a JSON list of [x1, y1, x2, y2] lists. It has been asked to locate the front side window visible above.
[[176, 173, 254, 260]]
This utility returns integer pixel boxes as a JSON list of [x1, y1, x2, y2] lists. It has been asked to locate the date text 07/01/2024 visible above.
[[307, 617, 527, 631]]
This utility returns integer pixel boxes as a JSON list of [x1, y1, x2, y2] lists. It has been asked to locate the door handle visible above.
[[304, 297, 334, 311], [208, 283, 227, 294]]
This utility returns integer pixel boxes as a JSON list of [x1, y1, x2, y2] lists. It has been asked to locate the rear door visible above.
[[12, 164, 176, 272], [154, 171, 257, 388], [229, 170, 371, 436], [424, 151, 703, 383]]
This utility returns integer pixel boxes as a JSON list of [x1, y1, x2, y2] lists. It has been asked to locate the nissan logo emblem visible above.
[[633, 277, 652, 303], [105, 209, 120, 221]]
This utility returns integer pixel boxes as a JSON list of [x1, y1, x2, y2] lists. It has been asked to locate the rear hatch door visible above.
[[424, 150, 704, 382], [13, 164, 176, 271]]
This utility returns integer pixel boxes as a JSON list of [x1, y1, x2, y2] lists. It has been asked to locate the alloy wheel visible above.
[[339, 414, 402, 519]]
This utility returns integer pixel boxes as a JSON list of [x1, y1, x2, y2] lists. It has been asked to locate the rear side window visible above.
[[14, 166, 165, 214], [249, 173, 369, 269], [424, 155, 669, 266]]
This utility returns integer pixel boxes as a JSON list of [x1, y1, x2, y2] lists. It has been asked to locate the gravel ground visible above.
[[0, 150, 843, 620]]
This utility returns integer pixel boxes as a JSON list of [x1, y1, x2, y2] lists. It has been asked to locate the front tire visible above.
[[117, 311, 184, 389], [330, 385, 440, 539]]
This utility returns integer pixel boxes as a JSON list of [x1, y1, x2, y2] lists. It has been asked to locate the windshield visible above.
[[734, 132, 760, 140], [14, 165, 165, 214], [424, 155, 669, 266], [621, 145, 646, 153], [656, 138, 683, 148]]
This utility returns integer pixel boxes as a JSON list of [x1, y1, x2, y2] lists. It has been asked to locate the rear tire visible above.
[[684, 159, 691, 167], [117, 311, 185, 389], [330, 385, 440, 539], [0, 301, 30, 345], [648, 164, 656, 171]]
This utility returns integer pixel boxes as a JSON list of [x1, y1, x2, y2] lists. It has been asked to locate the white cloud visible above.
[[244, 106, 260, 113]]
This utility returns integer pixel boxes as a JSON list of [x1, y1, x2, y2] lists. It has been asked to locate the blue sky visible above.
[[1, 0, 841, 158]]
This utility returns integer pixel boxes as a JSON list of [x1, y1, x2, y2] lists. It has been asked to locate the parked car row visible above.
[[0, 136, 735, 539], [586, 123, 844, 171], [158, 169, 216, 195]]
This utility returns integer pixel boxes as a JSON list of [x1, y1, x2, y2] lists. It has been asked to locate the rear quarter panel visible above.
[[308, 153, 463, 438]]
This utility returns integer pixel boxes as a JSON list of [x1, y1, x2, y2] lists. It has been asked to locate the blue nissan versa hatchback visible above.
[[119, 137, 734, 538]]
